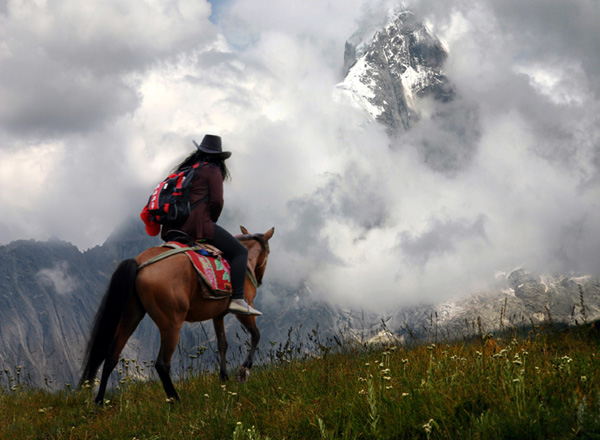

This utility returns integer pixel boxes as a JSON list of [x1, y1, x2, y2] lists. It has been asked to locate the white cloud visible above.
[[36, 261, 79, 295], [1, 0, 599, 311], [0, 0, 217, 135]]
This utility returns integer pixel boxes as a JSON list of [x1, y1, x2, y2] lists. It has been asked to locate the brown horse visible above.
[[79, 226, 274, 404]]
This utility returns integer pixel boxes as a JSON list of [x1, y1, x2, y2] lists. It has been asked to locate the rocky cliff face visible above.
[[0, 221, 162, 388], [0, 240, 99, 387], [337, 10, 452, 132]]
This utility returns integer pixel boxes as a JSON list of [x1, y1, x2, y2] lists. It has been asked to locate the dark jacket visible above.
[[161, 162, 224, 241]]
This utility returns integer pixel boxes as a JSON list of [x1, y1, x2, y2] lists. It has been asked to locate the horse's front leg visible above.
[[212, 315, 229, 381], [234, 315, 260, 383]]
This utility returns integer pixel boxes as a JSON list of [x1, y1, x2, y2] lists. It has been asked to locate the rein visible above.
[[246, 269, 260, 289], [238, 234, 270, 288]]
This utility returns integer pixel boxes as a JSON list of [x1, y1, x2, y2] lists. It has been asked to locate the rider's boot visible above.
[[228, 298, 262, 316]]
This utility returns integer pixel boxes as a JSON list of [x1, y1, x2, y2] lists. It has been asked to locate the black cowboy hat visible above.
[[193, 135, 232, 159]]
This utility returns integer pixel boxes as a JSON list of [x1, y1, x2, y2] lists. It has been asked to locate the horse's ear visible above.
[[240, 226, 250, 235], [263, 227, 275, 241]]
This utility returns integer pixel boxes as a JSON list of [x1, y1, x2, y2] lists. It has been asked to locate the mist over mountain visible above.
[[336, 8, 479, 177]]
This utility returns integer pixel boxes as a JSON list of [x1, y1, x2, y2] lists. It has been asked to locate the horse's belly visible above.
[[185, 300, 229, 322]]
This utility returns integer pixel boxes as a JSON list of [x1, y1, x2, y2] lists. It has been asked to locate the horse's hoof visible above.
[[235, 367, 250, 383]]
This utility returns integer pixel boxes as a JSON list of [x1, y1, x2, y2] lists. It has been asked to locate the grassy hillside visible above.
[[1, 323, 600, 439]]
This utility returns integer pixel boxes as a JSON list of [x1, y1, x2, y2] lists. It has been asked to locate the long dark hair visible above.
[[173, 150, 231, 181]]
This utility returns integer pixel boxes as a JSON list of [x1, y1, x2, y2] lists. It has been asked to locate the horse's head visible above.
[[238, 226, 274, 287]]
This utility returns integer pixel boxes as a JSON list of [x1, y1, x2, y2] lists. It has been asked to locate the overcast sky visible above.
[[1, 0, 598, 310]]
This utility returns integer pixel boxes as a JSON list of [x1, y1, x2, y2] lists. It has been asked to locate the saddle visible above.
[[160, 240, 233, 300]]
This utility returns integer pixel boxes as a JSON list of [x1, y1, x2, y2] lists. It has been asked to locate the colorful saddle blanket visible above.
[[163, 241, 232, 298]]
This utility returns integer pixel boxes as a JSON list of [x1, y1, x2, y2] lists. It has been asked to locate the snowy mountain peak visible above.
[[337, 10, 452, 132]]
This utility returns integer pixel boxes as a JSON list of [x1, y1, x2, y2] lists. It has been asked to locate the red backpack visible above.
[[144, 162, 204, 227]]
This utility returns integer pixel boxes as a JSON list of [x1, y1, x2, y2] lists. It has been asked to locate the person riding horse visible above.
[[160, 134, 261, 316], [80, 134, 271, 403]]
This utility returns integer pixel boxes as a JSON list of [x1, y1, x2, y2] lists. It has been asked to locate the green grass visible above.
[[2, 324, 600, 439]]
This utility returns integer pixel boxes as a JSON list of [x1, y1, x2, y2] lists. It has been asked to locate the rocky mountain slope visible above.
[[386, 270, 600, 342]]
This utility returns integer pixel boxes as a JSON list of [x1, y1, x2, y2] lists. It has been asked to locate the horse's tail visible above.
[[79, 258, 139, 388]]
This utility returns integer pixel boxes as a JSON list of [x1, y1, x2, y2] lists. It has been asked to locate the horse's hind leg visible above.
[[95, 299, 146, 405], [155, 323, 183, 401], [234, 315, 260, 383], [213, 315, 229, 381]]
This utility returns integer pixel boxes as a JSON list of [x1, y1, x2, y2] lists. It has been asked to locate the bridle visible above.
[[239, 234, 270, 288]]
